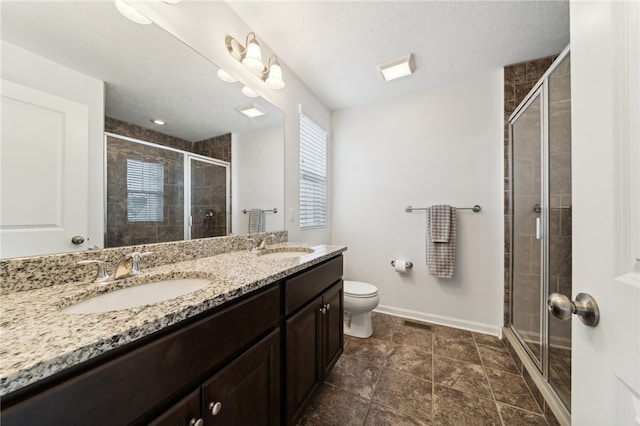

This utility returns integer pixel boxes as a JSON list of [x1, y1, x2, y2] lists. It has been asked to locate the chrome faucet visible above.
[[115, 252, 153, 280], [248, 234, 276, 252], [77, 260, 113, 283]]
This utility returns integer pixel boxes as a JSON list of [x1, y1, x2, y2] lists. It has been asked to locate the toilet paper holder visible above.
[[390, 260, 413, 269]]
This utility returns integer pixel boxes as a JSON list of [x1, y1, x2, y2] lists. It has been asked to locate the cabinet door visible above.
[[322, 281, 343, 376], [148, 389, 201, 426], [285, 296, 323, 425], [202, 330, 280, 426]]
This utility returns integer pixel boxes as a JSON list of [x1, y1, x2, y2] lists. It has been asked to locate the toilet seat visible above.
[[344, 280, 378, 298]]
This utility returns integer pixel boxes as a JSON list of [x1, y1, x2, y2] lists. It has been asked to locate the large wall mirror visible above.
[[0, 1, 284, 259]]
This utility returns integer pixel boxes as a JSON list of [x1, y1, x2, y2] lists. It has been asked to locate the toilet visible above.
[[343, 280, 380, 338]]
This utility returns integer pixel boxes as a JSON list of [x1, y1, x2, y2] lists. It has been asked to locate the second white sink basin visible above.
[[62, 278, 211, 314]]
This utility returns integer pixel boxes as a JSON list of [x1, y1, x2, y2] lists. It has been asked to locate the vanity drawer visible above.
[[285, 255, 343, 315], [2, 284, 280, 425]]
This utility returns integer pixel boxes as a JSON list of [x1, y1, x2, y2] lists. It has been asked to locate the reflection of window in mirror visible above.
[[126, 159, 165, 223], [299, 113, 328, 229]]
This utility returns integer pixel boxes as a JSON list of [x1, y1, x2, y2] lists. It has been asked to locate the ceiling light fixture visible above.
[[114, 0, 152, 25], [151, 119, 166, 125], [239, 107, 264, 118], [378, 54, 416, 82], [225, 32, 286, 90]]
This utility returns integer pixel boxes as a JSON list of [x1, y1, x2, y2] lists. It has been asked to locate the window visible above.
[[126, 159, 164, 222], [299, 113, 327, 229]]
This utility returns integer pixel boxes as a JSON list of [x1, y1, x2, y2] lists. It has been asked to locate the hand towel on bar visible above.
[[248, 209, 265, 233], [426, 205, 456, 278], [429, 204, 451, 242]]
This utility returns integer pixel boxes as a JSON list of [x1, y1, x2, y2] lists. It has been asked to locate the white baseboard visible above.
[[374, 304, 502, 337]]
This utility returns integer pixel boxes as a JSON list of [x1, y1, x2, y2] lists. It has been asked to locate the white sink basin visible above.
[[257, 248, 315, 259], [62, 278, 211, 314]]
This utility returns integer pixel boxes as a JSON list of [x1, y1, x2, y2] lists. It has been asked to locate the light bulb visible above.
[[242, 39, 265, 74], [265, 62, 285, 90]]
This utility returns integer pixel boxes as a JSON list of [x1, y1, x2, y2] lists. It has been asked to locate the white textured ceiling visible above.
[[228, 1, 570, 111]]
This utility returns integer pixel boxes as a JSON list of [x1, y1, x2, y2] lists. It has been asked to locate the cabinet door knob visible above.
[[189, 418, 204, 426], [209, 401, 222, 416], [321, 307, 326, 314], [326, 303, 331, 311]]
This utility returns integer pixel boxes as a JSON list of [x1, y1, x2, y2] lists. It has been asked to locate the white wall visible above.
[[332, 70, 504, 334], [232, 125, 285, 234], [135, 2, 332, 244], [1, 41, 105, 248]]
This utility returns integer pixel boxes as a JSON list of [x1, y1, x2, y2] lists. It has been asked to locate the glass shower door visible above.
[[547, 54, 572, 409], [189, 157, 229, 239], [511, 90, 544, 365]]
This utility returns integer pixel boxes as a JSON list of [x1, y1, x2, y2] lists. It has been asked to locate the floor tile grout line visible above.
[[473, 332, 506, 426]]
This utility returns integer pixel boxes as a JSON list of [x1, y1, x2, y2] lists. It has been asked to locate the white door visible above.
[[1, 79, 89, 258], [570, 1, 640, 425]]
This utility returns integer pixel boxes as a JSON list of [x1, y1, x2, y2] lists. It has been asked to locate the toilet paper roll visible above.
[[394, 259, 407, 273]]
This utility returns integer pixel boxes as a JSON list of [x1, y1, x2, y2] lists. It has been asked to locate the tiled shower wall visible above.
[[104, 118, 232, 246], [503, 55, 558, 327]]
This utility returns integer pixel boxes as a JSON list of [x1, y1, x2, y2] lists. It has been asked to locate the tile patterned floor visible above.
[[298, 312, 549, 425]]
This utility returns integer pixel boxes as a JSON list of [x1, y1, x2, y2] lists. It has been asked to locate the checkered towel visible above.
[[426, 205, 456, 278], [248, 209, 265, 233]]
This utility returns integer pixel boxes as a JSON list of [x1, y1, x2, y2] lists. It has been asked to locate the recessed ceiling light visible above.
[[378, 54, 415, 82], [217, 69, 238, 83], [114, 0, 152, 25], [151, 119, 166, 125], [241, 86, 259, 98], [162, 0, 181, 4], [239, 107, 264, 118]]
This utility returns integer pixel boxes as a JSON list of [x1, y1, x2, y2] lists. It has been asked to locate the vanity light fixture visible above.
[[225, 33, 286, 90], [238, 107, 264, 118], [241, 86, 259, 98], [378, 54, 416, 82], [114, 0, 152, 25], [151, 119, 166, 125], [217, 69, 238, 83]]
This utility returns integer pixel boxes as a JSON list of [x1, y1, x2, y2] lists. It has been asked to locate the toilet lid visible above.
[[344, 280, 378, 297]]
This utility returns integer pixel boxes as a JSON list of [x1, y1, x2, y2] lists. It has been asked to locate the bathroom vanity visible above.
[[0, 244, 345, 425]]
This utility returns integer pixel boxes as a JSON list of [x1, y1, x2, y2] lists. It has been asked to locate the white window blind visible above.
[[126, 159, 165, 222], [299, 113, 327, 229]]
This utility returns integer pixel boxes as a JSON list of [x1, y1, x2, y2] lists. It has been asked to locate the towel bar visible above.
[[241, 208, 278, 214], [405, 205, 481, 213]]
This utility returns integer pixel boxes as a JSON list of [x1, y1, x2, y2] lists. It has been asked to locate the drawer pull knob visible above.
[[189, 418, 204, 426], [209, 401, 222, 416]]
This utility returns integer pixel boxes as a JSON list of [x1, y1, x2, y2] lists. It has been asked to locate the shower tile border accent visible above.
[[0, 231, 288, 294]]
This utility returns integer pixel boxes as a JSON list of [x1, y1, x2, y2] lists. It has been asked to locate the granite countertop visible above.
[[0, 243, 346, 397]]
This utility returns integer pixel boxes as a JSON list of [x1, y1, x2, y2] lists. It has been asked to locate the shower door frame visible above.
[[103, 133, 231, 245], [508, 45, 571, 412]]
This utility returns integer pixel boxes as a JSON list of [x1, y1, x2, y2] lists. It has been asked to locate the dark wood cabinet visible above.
[[1, 254, 344, 426], [152, 330, 280, 426], [284, 256, 344, 426], [149, 389, 201, 426], [1, 285, 280, 426], [202, 330, 280, 426]]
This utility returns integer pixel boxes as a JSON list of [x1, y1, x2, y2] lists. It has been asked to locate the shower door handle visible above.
[[536, 218, 542, 239], [548, 292, 600, 327]]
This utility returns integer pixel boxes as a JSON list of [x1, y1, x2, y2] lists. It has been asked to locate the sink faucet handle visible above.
[[77, 260, 113, 283], [125, 252, 153, 275]]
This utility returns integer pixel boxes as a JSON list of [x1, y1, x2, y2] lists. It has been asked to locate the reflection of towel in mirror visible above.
[[426, 205, 456, 278], [248, 209, 265, 233]]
